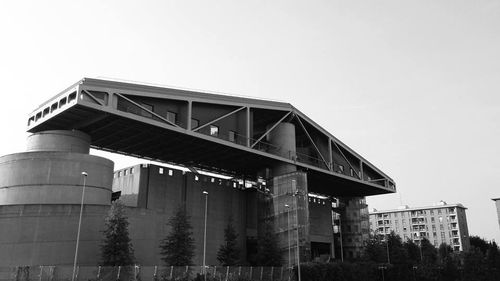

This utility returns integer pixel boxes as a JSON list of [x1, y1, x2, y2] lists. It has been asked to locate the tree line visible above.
[[100, 201, 282, 267]]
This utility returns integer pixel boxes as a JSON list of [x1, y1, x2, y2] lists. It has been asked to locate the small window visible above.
[[350, 168, 354, 177], [68, 92, 77, 102], [28, 116, 35, 126], [191, 118, 199, 129], [233, 182, 237, 188], [195, 175, 199, 181], [168, 170, 173, 176], [59, 97, 67, 107], [210, 125, 219, 137], [130, 167, 134, 174], [211, 178, 215, 183], [339, 165, 344, 173], [167, 111, 177, 124], [118, 171, 122, 177], [50, 103, 58, 112], [124, 169, 128, 176], [159, 167, 164, 174], [229, 131, 236, 142], [42, 107, 50, 117]]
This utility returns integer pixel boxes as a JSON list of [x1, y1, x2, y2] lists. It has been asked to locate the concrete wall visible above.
[[113, 165, 248, 266]]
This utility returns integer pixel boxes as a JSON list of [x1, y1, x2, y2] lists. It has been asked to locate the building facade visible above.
[[369, 202, 470, 252], [0, 78, 396, 266]]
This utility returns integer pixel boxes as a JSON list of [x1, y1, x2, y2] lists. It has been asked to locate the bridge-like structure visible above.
[[27, 78, 395, 196]]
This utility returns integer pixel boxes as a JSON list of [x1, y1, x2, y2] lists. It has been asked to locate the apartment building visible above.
[[369, 201, 470, 252]]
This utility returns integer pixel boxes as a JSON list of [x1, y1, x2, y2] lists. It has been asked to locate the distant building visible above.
[[369, 201, 470, 252], [493, 198, 500, 230]]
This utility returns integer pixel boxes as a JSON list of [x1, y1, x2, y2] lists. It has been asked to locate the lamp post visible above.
[[384, 218, 390, 264], [285, 204, 291, 273], [202, 191, 208, 281], [72, 171, 87, 281]]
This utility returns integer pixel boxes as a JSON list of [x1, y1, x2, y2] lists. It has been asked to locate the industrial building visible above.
[[0, 78, 395, 266], [369, 202, 470, 252]]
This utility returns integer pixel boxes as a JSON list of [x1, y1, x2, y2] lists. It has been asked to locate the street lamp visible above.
[[72, 171, 87, 281], [285, 204, 291, 273], [202, 191, 208, 281]]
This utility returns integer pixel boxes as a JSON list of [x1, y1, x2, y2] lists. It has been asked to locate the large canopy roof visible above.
[[27, 78, 395, 196]]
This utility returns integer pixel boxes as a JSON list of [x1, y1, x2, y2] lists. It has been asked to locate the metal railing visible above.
[[0, 266, 294, 281]]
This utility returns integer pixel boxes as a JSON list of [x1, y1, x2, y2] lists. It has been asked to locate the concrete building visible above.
[[493, 198, 500, 230], [369, 201, 470, 252], [0, 78, 396, 266]]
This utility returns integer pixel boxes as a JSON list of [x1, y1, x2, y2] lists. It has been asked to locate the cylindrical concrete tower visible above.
[[0, 130, 114, 266], [267, 122, 297, 176], [0, 130, 114, 206]]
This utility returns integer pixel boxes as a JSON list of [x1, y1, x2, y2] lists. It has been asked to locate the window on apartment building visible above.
[[433, 232, 437, 237], [438, 209, 442, 214], [166, 111, 177, 124], [431, 217, 435, 223], [159, 167, 164, 174], [339, 165, 344, 173], [432, 225, 436, 231], [168, 170, 173, 176], [439, 216, 443, 223], [124, 169, 128, 176], [130, 167, 134, 174], [441, 232, 445, 240], [191, 118, 199, 129], [229, 131, 236, 142], [440, 224, 444, 230], [118, 171, 122, 177], [210, 125, 219, 137], [350, 168, 354, 177], [430, 209, 434, 215]]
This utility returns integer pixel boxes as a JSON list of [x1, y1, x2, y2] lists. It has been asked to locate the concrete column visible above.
[[267, 122, 297, 176]]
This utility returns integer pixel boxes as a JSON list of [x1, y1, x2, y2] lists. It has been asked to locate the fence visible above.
[[0, 266, 294, 281]]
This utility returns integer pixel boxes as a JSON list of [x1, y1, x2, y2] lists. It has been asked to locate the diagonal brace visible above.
[[294, 114, 331, 170], [115, 93, 180, 128], [82, 90, 105, 106], [250, 111, 292, 149], [192, 106, 246, 132], [332, 141, 361, 179]]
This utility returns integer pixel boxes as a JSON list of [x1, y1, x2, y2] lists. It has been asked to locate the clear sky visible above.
[[1, 0, 499, 242]]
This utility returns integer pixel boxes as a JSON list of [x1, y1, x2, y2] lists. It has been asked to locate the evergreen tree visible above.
[[255, 221, 282, 266], [101, 200, 135, 265], [217, 217, 240, 266], [160, 205, 195, 266], [404, 239, 421, 264], [420, 238, 437, 265]]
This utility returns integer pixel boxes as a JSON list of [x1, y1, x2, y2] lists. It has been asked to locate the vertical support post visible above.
[[169, 266, 173, 279], [225, 266, 229, 281], [328, 139, 333, 171], [203, 191, 209, 281], [117, 266, 121, 281], [246, 107, 251, 147], [270, 267, 274, 281], [187, 101, 192, 130], [97, 266, 101, 280], [39, 266, 43, 281], [339, 214, 344, 262], [153, 266, 157, 281], [259, 267, 263, 281], [293, 180, 301, 281], [249, 267, 252, 280]]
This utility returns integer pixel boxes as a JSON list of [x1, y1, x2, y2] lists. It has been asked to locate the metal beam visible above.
[[250, 111, 292, 149], [294, 114, 331, 171], [115, 93, 180, 128], [192, 106, 246, 132], [82, 90, 105, 106], [332, 141, 362, 180]]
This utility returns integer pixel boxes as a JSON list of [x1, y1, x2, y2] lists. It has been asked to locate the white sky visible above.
[[1, 0, 499, 242]]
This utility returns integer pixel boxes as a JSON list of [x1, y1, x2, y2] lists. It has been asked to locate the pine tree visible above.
[[101, 200, 135, 265], [160, 205, 195, 265], [255, 221, 282, 266], [217, 217, 240, 266]]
